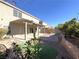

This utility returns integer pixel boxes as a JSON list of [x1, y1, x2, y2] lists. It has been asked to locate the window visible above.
[[13, 9, 22, 18], [13, 9, 17, 17], [29, 28, 37, 33], [30, 28, 34, 33], [39, 21, 43, 25], [18, 12, 22, 18]]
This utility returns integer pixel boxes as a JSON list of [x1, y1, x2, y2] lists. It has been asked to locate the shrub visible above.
[[0, 28, 7, 39], [0, 44, 7, 59], [13, 40, 58, 59], [12, 39, 41, 59]]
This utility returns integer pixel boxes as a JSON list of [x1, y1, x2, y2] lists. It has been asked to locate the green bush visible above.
[[0, 28, 7, 39], [14, 41, 58, 59]]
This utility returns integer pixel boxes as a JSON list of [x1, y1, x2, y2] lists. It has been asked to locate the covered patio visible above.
[[9, 18, 39, 40]]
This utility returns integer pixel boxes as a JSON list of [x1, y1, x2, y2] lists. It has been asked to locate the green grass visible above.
[[38, 45, 58, 59]]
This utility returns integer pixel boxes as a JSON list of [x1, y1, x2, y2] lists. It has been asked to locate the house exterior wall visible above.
[[0, 1, 41, 40], [0, 1, 39, 29], [10, 22, 25, 39], [0, 1, 50, 40], [0, 1, 19, 28]]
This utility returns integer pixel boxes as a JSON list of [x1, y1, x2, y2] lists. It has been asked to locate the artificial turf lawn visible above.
[[38, 45, 58, 59]]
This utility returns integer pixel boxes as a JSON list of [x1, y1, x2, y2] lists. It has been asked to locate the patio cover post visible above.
[[25, 22, 27, 40], [44, 26, 45, 33]]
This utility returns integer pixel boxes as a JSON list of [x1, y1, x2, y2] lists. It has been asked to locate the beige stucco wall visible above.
[[0, 1, 49, 40], [0, 1, 39, 28], [0, 2, 19, 28], [22, 13, 39, 24]]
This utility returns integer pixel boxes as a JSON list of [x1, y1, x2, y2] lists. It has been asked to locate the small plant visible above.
[[12, 40, 41, 59], [0, 44, 7, 59], [0, 52, 6, 59], [12, 43, 24, 59], [0, 28, 7, 40]]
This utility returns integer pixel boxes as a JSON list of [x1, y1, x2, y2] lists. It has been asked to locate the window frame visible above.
[[13, 9, 22, 18]]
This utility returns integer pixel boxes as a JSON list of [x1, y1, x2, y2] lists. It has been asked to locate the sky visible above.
[[6, 0, 79, 27]]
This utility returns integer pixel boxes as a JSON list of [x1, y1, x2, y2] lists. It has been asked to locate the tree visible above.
[[56, 18, 79, 38]]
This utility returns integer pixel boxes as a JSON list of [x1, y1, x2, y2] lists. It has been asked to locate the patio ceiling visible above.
[[11, 18, 33, 23], [10, 18, 44, 27]]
